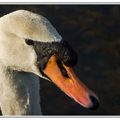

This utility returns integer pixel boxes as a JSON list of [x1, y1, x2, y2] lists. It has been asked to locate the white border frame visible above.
[[0, 2, 120, 119]]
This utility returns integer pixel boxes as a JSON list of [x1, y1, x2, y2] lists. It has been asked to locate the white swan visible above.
[[0, 10, 99, 115]]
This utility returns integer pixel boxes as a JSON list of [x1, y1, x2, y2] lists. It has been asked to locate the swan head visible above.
[[0, 10, 61, 77], [0, 10, 99, 110]]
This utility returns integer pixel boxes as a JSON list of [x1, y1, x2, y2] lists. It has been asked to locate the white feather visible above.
[[0, 10, 62, 115]]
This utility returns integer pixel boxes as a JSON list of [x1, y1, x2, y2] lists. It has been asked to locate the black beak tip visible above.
[[89, 95, 99, 110]]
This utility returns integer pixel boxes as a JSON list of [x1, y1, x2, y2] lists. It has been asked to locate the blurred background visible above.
[[0, 5, 120, 115]]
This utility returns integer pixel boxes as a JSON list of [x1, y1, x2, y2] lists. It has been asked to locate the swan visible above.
[[0, 10, 99, 115]]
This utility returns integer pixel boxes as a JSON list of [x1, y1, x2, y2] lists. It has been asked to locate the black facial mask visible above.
[[25, 39, 78, 70]]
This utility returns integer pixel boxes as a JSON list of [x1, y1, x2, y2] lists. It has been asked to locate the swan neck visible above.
[[0, 64, 42, 115]]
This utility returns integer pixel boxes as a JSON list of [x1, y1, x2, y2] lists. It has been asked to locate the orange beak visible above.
[[43, 54, 99, 109]]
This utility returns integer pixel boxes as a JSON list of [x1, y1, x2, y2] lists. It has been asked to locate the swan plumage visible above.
[[0, 10, 99, 115], [0, 10, 62, 115]]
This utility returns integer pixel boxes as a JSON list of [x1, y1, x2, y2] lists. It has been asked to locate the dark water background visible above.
[[0, 5, 120, 115]]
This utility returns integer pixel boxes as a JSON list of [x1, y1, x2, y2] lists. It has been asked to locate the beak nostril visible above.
[[57, 59, 70, 78], [89, 95, 99, 110]]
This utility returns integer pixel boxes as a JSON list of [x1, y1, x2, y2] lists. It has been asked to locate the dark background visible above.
[[0, 5, 120, 115]]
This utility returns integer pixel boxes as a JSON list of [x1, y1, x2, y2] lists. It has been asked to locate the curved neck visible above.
[[0, 64, 42, 115]]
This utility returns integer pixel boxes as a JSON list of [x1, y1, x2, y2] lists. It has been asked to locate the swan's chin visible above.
[[42, 54, 99, 109]]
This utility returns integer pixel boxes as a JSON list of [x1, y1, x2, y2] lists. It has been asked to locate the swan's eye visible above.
[[25, 39, 34, 45]]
